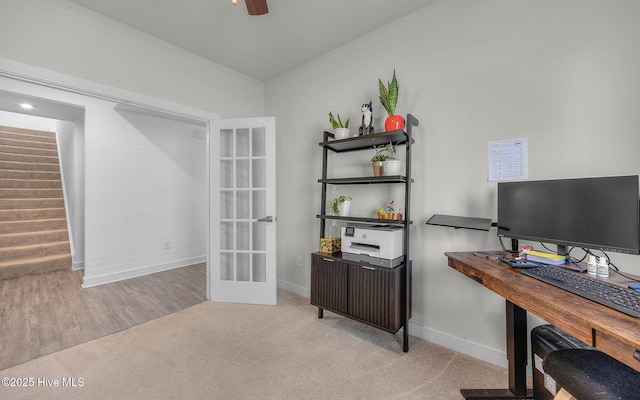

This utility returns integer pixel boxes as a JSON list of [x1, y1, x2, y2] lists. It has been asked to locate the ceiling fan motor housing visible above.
[[246, 0, 268, 15]]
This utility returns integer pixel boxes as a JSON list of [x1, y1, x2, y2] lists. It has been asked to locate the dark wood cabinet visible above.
[[347, 260, 405, 332], [311, 115, 418, 352], [311, 252, 410, 333], [310, 253, 348, 314]]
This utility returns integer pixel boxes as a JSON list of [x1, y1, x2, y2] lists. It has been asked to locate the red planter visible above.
[[385, 115, 405, 131]]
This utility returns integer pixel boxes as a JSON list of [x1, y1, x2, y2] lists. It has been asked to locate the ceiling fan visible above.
[[232, 0, 269, 15]]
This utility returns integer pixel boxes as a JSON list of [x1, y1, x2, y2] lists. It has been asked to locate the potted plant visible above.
[[385, 200, 396, 220], [371, 145, 390, 176], [332, 195, 352, 216], [381, 142, 402, 176], [378, 68, 405, 131], [329, 111, 351, 139], [371, 142, 401, 176]]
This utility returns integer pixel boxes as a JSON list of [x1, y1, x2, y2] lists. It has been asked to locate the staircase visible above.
[[0, 125, 72, 280]]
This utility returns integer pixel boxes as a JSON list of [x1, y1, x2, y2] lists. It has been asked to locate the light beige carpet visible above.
[[1, 290, 509, 399]]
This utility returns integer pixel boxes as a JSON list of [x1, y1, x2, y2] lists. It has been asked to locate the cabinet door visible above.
[[310, 254, 348, 314], [348, 263, 403, 332]]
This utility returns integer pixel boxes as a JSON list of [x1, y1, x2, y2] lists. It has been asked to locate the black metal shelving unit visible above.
[[313, 114, 419, 352]]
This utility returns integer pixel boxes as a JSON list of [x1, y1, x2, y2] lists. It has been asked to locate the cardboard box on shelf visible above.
[[320, 237, 341, 253]]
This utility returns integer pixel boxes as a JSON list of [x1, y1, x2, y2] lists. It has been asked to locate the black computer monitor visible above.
[[497, 175, 640, 255]]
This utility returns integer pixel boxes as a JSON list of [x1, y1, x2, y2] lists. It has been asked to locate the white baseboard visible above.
[[82, 256, 206, 288], [72, 260, 85, 270], [408, 322, 508, 369], [278, 279, 309, 298]]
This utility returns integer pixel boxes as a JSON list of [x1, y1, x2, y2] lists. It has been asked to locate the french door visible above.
[[209, 117, 276, 305]]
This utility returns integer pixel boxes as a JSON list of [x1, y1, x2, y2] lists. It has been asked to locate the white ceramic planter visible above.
[[338, 200, 351, 216], [334, 128, 350, 140], [383, 160, 402, 176]]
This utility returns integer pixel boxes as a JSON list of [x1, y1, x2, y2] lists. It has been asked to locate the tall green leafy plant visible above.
[[378, 68, 399, 117]]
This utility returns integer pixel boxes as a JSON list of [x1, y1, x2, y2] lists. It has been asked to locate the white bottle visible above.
[[597, 256, 609, 278], [587, 255, 598, 275]]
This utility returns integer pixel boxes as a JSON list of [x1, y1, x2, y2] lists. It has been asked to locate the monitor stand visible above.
[[556, 245, 587, 272], [557, 245, 570, 257], [511, 239, 519, 253], [504, 239, 519, 255]]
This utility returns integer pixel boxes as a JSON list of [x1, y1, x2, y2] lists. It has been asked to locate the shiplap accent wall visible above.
[[82, 106, 207, 287]]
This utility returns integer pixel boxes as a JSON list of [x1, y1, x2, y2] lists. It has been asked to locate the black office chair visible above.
[[542, 349, 640, 400]]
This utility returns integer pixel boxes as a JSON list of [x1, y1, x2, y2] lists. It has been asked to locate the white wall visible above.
[[0, 0, 265, 118], [4, 0, 640, 370], [267, 0, 640, 366], [0, 111, 58, 132], [0, 76, 209, 286], [0, 0, 266, 285], [55, 119, 84, 269], [83, 107, 208, 286]]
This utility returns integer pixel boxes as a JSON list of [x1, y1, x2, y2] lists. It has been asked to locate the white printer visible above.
[[341, 224, 404, 268]]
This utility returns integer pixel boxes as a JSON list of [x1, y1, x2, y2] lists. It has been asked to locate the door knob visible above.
[[257, 216, 274, 223]]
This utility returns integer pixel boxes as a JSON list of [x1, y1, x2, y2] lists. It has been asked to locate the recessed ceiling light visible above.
[[20, 103, 34, 110]]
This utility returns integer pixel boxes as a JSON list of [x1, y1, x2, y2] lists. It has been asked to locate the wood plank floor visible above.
[[0, 263, 206, 371]]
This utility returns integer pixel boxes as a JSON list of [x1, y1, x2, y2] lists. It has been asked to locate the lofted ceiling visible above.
[[70, 0, 436, 82]]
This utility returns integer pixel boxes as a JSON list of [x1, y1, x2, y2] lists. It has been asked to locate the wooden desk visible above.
[[446, 252, 640, 400]]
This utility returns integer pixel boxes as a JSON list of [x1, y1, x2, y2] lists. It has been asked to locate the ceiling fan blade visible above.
[[245, 0, 268, 15]]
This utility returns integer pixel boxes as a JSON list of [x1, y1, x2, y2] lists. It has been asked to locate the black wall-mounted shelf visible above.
[[316, 214, 411, 226], [320, 129, 412, 153], [318, 176, 413, 185]]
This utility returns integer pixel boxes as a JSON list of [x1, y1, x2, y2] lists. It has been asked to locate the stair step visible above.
[[0, 178, 62, 189], [0, 125, 72, 281], [0, 160, 60, 173], [0, 188, 63, 199], [0, 151, 59, 164], [0, 126, 56, 138], [0, 229, 69, 247], [0, 253, 71, 281], [0, 144, 58, 158], [0, 241, 70, 262], [0, 169, 61, 180], [0, 136, 58, 151], [0, 218, 67, 234], [0, 208, 66, 221], [0, 130, 57, 144], [0, 198, 64, 210]]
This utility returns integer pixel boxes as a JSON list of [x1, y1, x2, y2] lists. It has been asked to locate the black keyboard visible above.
[[521, 265, 640, 317]]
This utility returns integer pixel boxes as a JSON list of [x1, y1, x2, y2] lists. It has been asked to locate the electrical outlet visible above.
[[164, 240, 171, 250], [296, 255, 303, 268]]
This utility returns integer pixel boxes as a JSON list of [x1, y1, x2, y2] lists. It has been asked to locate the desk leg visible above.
[[459, 300, 533, 399], [506, 300, 529, 395]]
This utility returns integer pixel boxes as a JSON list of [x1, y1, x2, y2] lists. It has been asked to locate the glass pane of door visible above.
[[219, 126, 268, 284]]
